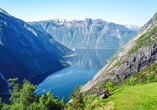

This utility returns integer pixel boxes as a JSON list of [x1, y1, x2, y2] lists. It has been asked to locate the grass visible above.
[[114, 60, 127, 68], [109, 83, 157, 110], [114, 61, 120, 67], [129, 26, 157, 54], [105, 56, 119, 71], [154, 16, 157, 21], [85, 83, 157, 110], [117, 62, 157, 88], [107, 48, 124, 63], [84, 62, 157, 110]]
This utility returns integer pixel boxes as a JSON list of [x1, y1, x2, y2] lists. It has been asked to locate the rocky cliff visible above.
[[0, 8, 74, 94], [28, 19, 140, 49], [81, 12, 157, 93]]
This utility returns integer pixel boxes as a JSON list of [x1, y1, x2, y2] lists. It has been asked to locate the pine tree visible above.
[[8, 78, 37, 110], [60, 97, 66, 109], [39, 90, 61, 110], [68, 84, 84, 110], [0, 78, 64, 110]]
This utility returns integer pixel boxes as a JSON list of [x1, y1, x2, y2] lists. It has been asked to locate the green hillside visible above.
[[85, 83, 157, 110]]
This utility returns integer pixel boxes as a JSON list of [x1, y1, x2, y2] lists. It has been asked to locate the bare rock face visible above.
[[81, 12, 157, 93], [28, 19, 140, 49], [0, 8, 74, 94]]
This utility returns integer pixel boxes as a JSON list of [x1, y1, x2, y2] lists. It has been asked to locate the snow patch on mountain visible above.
[[125, 24, 141, 31]]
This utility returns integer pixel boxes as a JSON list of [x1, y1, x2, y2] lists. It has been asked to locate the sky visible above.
[[0, 0, 157, 26]]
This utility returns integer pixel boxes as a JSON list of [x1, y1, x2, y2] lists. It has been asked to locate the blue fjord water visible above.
[[37, 49, 117, 102]]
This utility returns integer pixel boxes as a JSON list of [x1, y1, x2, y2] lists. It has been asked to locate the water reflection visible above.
[[37, 49, 117, 102], [68, 49, 117, 71]]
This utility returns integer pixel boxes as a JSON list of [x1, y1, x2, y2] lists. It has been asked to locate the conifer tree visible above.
[[60, 97, 66, 109], [68, 84, 84, 110], [8, 78, 37, 110], [39, 90, 61, 110], [0, 78, 64, 110]]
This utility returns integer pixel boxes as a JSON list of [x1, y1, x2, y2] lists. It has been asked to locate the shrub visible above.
[[84, 94, 97, 106], [105, 80, 116, 93], [147, 74, 154, 83], [127, 78, 130, 85], [129, 77, 137, 85]]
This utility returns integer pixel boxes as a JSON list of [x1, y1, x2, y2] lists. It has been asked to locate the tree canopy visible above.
[[0, 78, 66, 110], [68, 84, 84, 110]]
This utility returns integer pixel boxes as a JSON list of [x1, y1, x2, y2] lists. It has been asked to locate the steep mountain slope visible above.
[[0, 8, 74, 94], [28, 19, 140, 49], [81, 12, 157, 93]]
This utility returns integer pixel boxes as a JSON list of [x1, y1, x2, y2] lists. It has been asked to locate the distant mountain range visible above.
[[28, 19, 140, 49], [0, 8, 75, 94]]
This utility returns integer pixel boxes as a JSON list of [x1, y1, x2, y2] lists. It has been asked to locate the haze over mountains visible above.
[[28, 19, 140, 49], [82, 12, 157, 93], [0, 8, 75, 94]]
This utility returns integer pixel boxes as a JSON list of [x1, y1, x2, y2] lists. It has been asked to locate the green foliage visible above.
[[128, 77, 137, 85], [138, 32, 148, 40], [83, 94, 100, 110], [1, 104, 10, 110], [27, 102, 40, 110], [0, 78, 65, 110], [82, 63, 157, 109], [60, 97, 66, 109], [114, 61, 120, 67], [155, 16, 157, 21], [118, 62, 157, 88], [129, 33, 148, 54], [107, 48, 123, 63], [105, 57, 119, 71], [39, 90, 61, 110], [129, 26, 157, 54], [126, 78, 130, 85], [0, 97, 3, 109], [105, 80, 116, 93], [8, 79, 37, 109], [147, 74, 154, 83], [111, 56, 119, 62], [155, 76, 157, 81], [83, 63, 157, 109], [108, 83, 157, 110], [68, 85, 84, 110], [83, 94, 97, 107], [83, 83, 157, 110], [83, 79, 110, 96]]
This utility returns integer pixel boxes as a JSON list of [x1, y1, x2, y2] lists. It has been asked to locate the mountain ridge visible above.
[[0, 8, 75, 94], [28, 19, 140, 49]]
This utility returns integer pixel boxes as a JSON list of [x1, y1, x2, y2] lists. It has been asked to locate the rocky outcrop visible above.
[[81, 12, 157, 92], [28, 19, 140, 49], [0, 8, 74, 94]]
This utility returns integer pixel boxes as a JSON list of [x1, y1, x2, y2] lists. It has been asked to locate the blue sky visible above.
[[0, 0, 156, 26]]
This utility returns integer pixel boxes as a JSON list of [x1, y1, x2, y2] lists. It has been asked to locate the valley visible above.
[[0, 1, 157, 109]]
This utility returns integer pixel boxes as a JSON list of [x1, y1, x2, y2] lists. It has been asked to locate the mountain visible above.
[[28, 19, 140, 49], [81, 12, 157, 93], [0, 8, 75, 94], [124, 24, 141, 31]]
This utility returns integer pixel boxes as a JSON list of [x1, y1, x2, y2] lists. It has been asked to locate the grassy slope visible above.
[[87, 83, 157, 110]]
